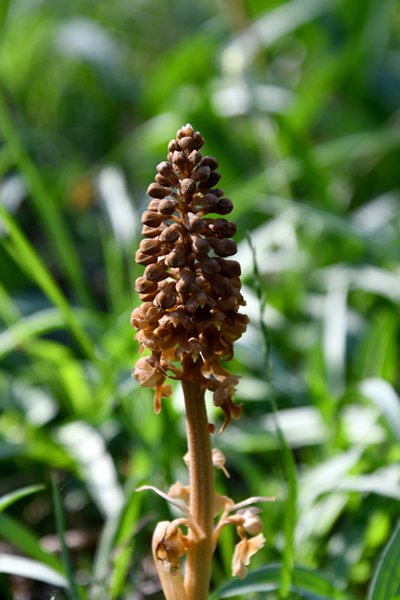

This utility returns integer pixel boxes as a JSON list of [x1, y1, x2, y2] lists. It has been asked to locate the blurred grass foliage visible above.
[[0, 0, 399, 598]]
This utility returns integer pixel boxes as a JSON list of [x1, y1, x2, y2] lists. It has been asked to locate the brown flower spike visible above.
[[131, 123, 248, 431]]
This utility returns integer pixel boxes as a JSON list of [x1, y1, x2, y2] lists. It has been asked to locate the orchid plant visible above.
[[131, 124, 273, 600]]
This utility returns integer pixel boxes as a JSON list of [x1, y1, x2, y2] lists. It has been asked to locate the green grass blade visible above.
[[51, 474, 82, 600], [0, 484, 45, 512], [0, 309, 64, 358], [0, 95, 92, 307], [0, 513, 64, 573], [368, 520, 400, 600], [0, 204, 96, 361]]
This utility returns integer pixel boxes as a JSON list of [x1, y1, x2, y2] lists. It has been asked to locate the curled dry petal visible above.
[[232, 533, 265, 579], [236, 507, 264, 535], [168, 481, 190, 506], [152, 520, 188, 571]]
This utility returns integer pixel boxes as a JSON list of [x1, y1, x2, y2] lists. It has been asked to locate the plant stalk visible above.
[[182, 380, 214, 600]]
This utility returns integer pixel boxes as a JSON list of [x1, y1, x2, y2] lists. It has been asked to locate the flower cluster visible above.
[[131, 124, 248, 430]]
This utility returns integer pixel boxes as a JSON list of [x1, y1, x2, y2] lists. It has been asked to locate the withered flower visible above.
[[131, 123, 248, 430]]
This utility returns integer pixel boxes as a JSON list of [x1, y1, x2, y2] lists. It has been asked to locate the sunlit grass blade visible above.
[[368, 520, 400, 600], [51, 474, 82, 600], [0, 309, 65, 358], [0, 484, 45, 512], [0, 554, 67, 589], [0, 95, 92, 307], [0, 204, 96, 361]]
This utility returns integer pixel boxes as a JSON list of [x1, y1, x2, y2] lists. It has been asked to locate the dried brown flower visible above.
[[131, 124, 248, 431]]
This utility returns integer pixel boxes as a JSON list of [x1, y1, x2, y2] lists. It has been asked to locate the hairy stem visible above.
[[182, 380, 214, 600]]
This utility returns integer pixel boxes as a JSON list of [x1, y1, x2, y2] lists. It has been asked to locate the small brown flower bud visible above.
[[201, 193, 219, 211], [177, 124, 194, 138], [218, 259, 241, 278], [135, 277, 158, 294], [214, 198, 233, 215], [158, 199, 177, 215], [180, 178, 196, 197], [199, 156, 219, 170], [135, 250, 158, 265], [165, 244, 186, 267], [188, 150, 201, 167], [147, 198, 161, 211], [191, 236, 210, 255], [139, 290, 158, 302], [203, 171, 221, 188], [160, 223, 180, 243], [186, 213, 205, 233], [178, 136, 193, 151], [210, 275, 231, 296], [192, 131, 204, 149], [141, 211, 164, 227], [155, 289, 177, 310], [176, 269, 195, 294], [155, 174, 173, 186], [192, 166, 210, 182], [168, 139, 179, 153], [156, 160, 179, 182], [209, 238, 237, 257], [199, 258, 220, 275], [147, 183, 170, 199], [142, 225, 163, 238], [139, 238, 162, 255], [208, 218, 237, 238], [144, 260, 168, 281], [171, 151, 186, 169]]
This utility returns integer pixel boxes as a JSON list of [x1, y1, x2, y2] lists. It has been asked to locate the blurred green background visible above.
[[0, 0, 400, 598]]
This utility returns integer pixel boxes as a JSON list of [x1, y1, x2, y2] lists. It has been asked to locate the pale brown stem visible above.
[[182, 380, 214, 600]]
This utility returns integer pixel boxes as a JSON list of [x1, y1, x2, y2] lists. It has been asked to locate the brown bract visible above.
[[131, 123, 248, 431]]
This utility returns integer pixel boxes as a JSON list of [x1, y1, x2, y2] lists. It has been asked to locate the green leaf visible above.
[[211, 563, 354, 599], [0, 553, 67, 588], [368, 520, 400, 600], [0, 484, 45, 512]]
